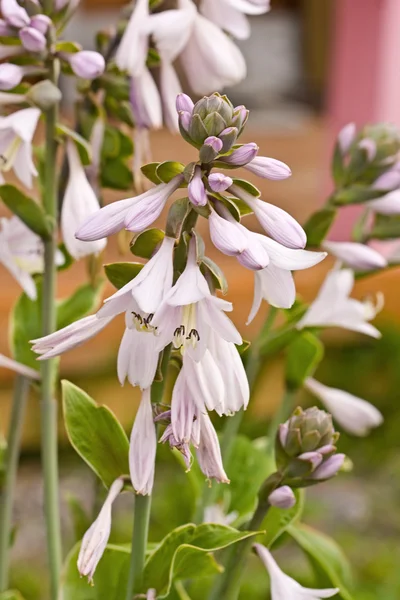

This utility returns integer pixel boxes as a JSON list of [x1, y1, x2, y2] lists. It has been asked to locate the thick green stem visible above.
[[126, 494, 152, 599], [40, 38, 62, 599], [0, 376, 30, 591]]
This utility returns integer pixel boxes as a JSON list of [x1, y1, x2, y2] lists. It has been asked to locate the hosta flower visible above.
[[0, 63, 24, 90], [68, 51, 105, 80], [322, 240, 387, 271], [188, 166, 207, 206], [243, 156, 291, 180], [129, 387, 157, 495], [76, 174, 184, 241], [304, 377, 383, 437], [254, 544, 339, 599], [0, 107, 40, 188], [196, 410, 229, 483], [201, 0, 271, 41], [19, 26, 46, 53], [268, 486, 296, 509], [77, 478, 124, 583], [1, 0, 30, 28], [152, 238, 242, 361], [297, 267, 382, 337], [0, 216, 64, 300], [367, 188, 400, 215], [62, 141, 106, 259], [337, 122, 356, 155], [115, 0, 150, 77]]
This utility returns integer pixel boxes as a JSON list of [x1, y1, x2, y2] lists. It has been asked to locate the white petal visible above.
[[201, 0, 251, 39], [196, 411, 229, 483], [124, 176, 183, 232], [258, 264, 296, 309], [257, 235, 327, 270], [185, 351, 225, 415], [75, 197, 135, 241], [148, 5, 196, 60], [129, 388, 156, 495], [200, 297, 242, 345], [115, 0, 149, 76], [223, 0, 271, 15], [367, 189, 400, 215], [322, 240, 386, 271], [209, 210, 248, 256], [171, 368, 196, 442], [159, 59, 181, 132], [247, 271, 263, 324], [131, 68, 163, 130]]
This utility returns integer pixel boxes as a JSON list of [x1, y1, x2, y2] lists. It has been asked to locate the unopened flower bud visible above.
[[244, 156, 291, 180], [30, 14, 52, 35], [310, 453, 345, 481], [218, 126, 238, 153], [0, 63, 24, 90], [373, 170, 400, 192], [27, 79, 62, 110], [2, 0, 30, 28], [208, 172, 233, 193], [184, 94, 245, 147], [361, 122, 400, 163], [358, 138, 377, 162], [268, 485, 296, 509], [188, 166, 207, 207], [19, 26, 46, 53], [220, 142, 259, 167], [337, 122, 356, 155], [176, 93, 194, 114], [232, 104, 249, 131], [69, 50, 105, 79], [199, 135, 223, 163], [179, 110, 191, 133]]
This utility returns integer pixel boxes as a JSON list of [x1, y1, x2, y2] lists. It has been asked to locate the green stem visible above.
[[0, 376, 30, 591], [126, 494, 152, 599], [40, 37, 62, 600]]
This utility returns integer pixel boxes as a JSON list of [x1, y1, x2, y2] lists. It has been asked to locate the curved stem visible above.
[[0, 376, 30, 591]]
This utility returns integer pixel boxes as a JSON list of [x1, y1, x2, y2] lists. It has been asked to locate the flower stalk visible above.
[[0, 375, 30, 592]]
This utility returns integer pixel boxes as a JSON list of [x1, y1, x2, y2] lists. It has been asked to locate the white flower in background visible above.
[[247, 236, 327, 322], [152, 238, 242, 361], [179, 0, 246, 95], [77, 478, 124, 583], [115, 0, 150, 77], [297, 268, 382, 338], [0, 353, 40, 380], [196, 410, 229, 483], [254, 544, 339, 599], [0, 216, 64, 300], [0, 107, 40, 188], [304, 377, 383, 437], [129, 388, 157, 495], [322, 240, 387, 271], [62, 141, 106, 260], [337, 122, 356, 155], [366, 188, 400, 215]]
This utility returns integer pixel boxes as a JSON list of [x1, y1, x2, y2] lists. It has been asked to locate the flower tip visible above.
[[176, 93, 194, 114]]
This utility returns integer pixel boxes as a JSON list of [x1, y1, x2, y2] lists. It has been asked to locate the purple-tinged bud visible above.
[[0, 19, 14, 36], [279, 423, 288, 447], [244, 156, 292, 180], [297, 451, 323, 471], [337, 122, 356, 155], [19, 27, 46, 53], [373, 170, 400, 191], [2, 0, 30, 28], [176, 93, 194, 115], [69, 50, 105, 80], [188, 166, 207, 207], [318, 444, 336, 456], [268, 486, 296, 509], [221, 142, 259, 167], [232, 104, 249, 131], [179, 110, 191, 133], [322, 240, 387, 271], [30, 14, 52, 35], [218, 126, 239, 153], [0, 63, 23, 90], [208, 172, 233, 193], [199, 136, 223, 163], [358, 138, 377, 162], [310, 453, 345, 481]]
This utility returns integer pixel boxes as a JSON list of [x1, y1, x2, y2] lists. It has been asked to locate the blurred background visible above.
[[1, 0, 400, 598]]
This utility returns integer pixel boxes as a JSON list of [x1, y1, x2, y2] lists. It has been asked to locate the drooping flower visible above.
[[268, 486, 296, 509], [129, 388, 157, 495], [0, 107, 40, 188], [0, 63, 24, 90], [1, 0, 30, 28], [243, 156, 291, 180], [254, 544, 339, 599], [62, 141, 106, 259], [297, 267, 382, 337], [188, 166, 207, 206], [77, 478, 124, 583], [68, 50, 105, 80], [115, 0, 150, 77], [196, 410, 229, 483], [322, 240, 387, 271], [304, 377, 383, 437], [75, 174, 184, 241]]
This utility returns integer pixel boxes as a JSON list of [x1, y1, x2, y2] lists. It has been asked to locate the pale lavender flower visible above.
[[201, 0, 270, 40], [196, 411, 229, 483], [62, 141, 106, 259], [69, 51, 105, 79], [0, 353, 40, 380], [0, 106, 40, 188], [115, 0, 150, 76], [1, 0, 30, 28], [297, 267, 383, 337], [337, 122, 356, 155], [130, 69, 162, 130], [19, 27, 46, 53], [208, 209, 248, 256], [77, 478, 124, 583], [373, 170, 400, 191], [254, 544, 339, 599], [178, 110, 191, 132], [367, 189, 400, 215], [219, 142, 258, 166], [358, 138, 377, 162], [268, 486, 296, 509], [322, 240, 387, 271], [243, 156, 291, 180], [188, 166, 207, 206], [129, 388, 157, 495], [310, 454, 345, 481], [0, 63, 24, 90], [30, 14, 51, 34], [304, 377, 383, 437], [176, 92, 194, 114], [208, 172, 233, 192], [0, 18, 14, 36]]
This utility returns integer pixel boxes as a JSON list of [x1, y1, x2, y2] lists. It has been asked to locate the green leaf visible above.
[[147, 47, 161, 67], [56, 283, 104, 330], [62, 381, 129, 487], [231, 178, 261, 198], [104, 97, 134, 127], [143, 523, 260, 597], [60, 542, 130, 599], [288, 523, 354, 600], [229, 197, 254, 217], [102, 126, 120, 159], [200, 256, 228, 295], [66, 494, 91, 544], [0, 435, 6, 487], [156, 161, 185, 184], [263, 489, 305, 547], [10, 285, 42, 372], [130, 228, 165, 259], [333, 185, 387, 206], [55, 40, 81, 53], [141, 162, 162, 185], [0, 185, 51, 239], [370, 214, 400, 240], [331, 142, 346, 187], [0, 592, 25, 600], [56, 124, 92, 165], [304, 208, 337, 247], [101, 158, 133, 190], [166, 198, 190, 238], [285, 332, 324, 390], [104, 262, 144, 290]]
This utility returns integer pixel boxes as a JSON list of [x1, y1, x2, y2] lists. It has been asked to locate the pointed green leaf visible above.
[[55, 40, 81, 53], [166, 198, 190, 239], [62, 381, 129, 487], [101, 158, 133, 190], [370, 213, 400, 240], [156, 161, 185, 184], [130, 228, 165, 259], [0, 184, 51, 239], [201, 256, 228, 295], [141, 162, 162, 185], [285, 332, 324, 390], [304, 208, 337, 247], [56, 123, 92, 165], [10, 284, 42, 371], [231, 178, 261, 198], [333, 185, 387, 206], [229, 197, 254, 217], [288, 523, 354, 600], [104, 262, 144, 289]]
